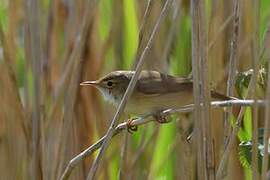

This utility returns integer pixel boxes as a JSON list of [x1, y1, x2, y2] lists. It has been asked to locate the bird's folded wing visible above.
[[136, 71, 193, 95]]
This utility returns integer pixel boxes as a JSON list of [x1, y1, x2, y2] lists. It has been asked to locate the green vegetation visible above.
[[0, 0, 270, 179]]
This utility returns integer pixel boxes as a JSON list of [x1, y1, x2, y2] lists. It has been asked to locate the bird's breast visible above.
[[124, 91, 194, 116]]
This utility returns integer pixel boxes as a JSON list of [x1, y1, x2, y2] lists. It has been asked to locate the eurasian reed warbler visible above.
[[80, 70, 233, 120]]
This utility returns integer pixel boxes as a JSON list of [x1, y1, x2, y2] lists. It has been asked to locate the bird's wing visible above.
[[136, 71, 193, 95]]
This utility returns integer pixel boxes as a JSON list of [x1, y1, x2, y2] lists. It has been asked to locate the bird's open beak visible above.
[[80, 81, 99, 86]]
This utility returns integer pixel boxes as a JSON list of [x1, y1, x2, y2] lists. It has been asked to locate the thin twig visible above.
[[60, 99, 265, 180], [48, 0, 99, 122], [118, 129, 129, 179], [86, 1, 173, 179], [207, 14, 234, 52], [216, 74, 261, 178], [216, 6, 267, 179], [161, 0, 181, 63], [50, 0, 99, 179], [221, 0, 240, 177], [133, 0, 154, 68], [216, 99, 250, 179], [129, 126, 159, 172], [46, 5, 98, 164], [138, 0, 153, 45], [224, 0, 240, 148], [251, 0, 260, 179], [127, 125, 159, 180]]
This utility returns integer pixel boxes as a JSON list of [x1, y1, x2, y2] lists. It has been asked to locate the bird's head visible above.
[[80, 71, 133, 105]]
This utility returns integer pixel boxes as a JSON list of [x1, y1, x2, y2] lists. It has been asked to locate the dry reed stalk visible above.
[[250, 0, 260, 179], [191, 0, 214, 178], [261, 54, 270, 180], [86, 0, 172, 179], [224, 0, 240, 148], [219, 0, 240, 178], [261, 23, 270, 180], [0, 20, 29, 180], [118, 130, 129, 179], [25, 0, 43, 178], [161, 0, 182, 63], [190, 0, 204, 177], [133, 0, 154, 68], [60, 99, 265, 180]]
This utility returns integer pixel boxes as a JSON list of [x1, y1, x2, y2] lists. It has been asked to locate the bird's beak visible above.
[[80, 80, 99, 86]]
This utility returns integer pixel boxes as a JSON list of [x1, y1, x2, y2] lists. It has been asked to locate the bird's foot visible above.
[[153, 111, 171, 124], [126, 117, 138, 133]]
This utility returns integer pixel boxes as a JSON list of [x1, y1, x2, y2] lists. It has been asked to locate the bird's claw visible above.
[[126, 117, 138, 133], [154, 111, 171, 123]]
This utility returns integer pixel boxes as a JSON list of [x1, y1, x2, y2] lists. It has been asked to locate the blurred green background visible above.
[[0, 0, 270, 179]]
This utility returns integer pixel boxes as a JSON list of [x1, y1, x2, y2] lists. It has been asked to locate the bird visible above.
[[80, 70, 233, 127]]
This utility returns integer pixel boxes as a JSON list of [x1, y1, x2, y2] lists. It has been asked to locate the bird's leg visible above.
[[126, 116, 138, 133], [153, 110, 171, 124]]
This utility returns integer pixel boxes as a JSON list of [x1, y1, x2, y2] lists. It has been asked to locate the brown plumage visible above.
[[80, 70, 234, 116]]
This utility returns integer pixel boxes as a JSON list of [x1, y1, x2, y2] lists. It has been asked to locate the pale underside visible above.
[[125, 90, 194, 116]]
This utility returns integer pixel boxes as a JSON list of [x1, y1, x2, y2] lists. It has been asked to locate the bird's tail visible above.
[[210, 91, 240, 117], [210, 91, 238, 100]]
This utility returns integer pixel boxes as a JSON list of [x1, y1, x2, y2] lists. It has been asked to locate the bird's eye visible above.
[[107, 81, 113, 87]]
